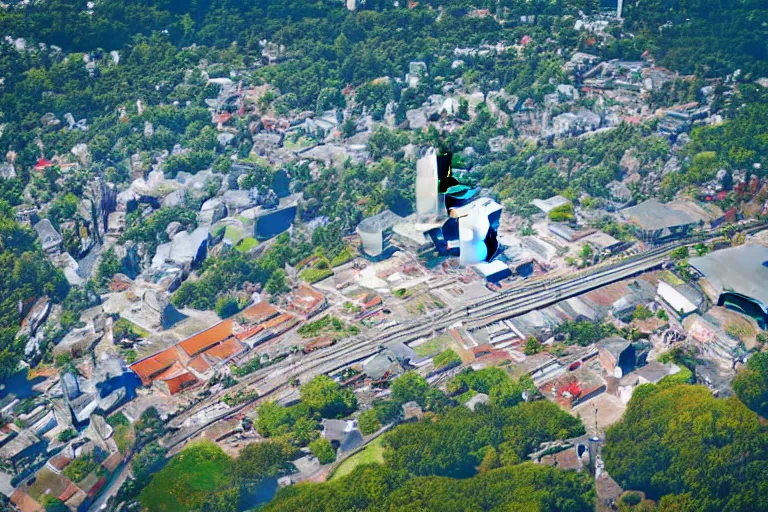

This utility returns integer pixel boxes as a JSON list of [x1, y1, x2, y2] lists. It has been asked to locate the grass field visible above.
[[139, 441, 233, 512], [412, 334, 453, 357], [658, 269, 685, 287], [299, 267, 333, 283], [330, 437, 385, 481], [223, 225, 244, 243], [236, 237, 259, 252]]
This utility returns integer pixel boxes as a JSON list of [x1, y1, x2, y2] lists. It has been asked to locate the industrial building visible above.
[[689, 244, 768, 328], [620, 199, 723, 243]]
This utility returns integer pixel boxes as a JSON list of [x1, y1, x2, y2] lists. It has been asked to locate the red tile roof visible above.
[[49, 451, 73, 471], [10, 489, 42, 512], [129, 346, 180, 385], [34, 158, 54, 171], [102, 452, 123, 473], [234, 324, 264, 341], [472, 344, 495, 357], [239, 302, 279, 323], [213, 112, 233, 125], [203, 337, 246, 363], [304, 335, 334, 353], [187, 355, 212, 374], [178, 320, 234, 357], [262, 313, 295, 330], [155, 361, 198, 395], [58, 482, 79, 502]]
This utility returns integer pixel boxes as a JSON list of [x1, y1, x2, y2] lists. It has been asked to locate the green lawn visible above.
[[236, 237, 259, 252], [223, 225, 245, 243], [330, 247, 355, 267], [299, 268, 333, 283], [139, 441, 233, 512], [330, 437, 385, 481], [412, 334, 453, 357], [283, 136, 313, 150], [658, 269, 685, 287]]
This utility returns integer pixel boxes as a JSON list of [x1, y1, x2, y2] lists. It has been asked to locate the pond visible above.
[[238, 476, 279, 511], [0, 369, 42, 402]]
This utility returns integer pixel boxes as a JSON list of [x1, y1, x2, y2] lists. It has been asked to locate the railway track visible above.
[[161, 221, 768, 448]]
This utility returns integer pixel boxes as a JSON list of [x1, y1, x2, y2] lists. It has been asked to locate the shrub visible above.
[[64, 454, 103, 483], [632, 304, 653, 321], [58, 428, 78, 443], [215, 296, 241, 318], [548, 203, 575, 222], [358, 409, 381, 435], [433, 349, 461, 370], [309, 437, 336, 465]]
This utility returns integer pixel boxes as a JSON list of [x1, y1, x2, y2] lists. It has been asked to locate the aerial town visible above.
[[0, 0, 767, 511]]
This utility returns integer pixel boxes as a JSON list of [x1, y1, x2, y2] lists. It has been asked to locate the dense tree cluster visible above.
[[603, 383, 768, 511], [623, 0, 768, 79], [0, 201, 69, 379], [171, 232, 311, 310], [263, 399, 589, 512], [732, 352, 768, 418]]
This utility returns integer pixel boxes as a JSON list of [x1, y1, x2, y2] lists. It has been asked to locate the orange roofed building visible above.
[[129, 303, 295, 394], [287, 285, 328, 318], [153, 361, 199, 395]]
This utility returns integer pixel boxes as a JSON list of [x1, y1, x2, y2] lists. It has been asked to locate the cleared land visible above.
[[139, 441, 232, 512], [330, 437, 385, 481]]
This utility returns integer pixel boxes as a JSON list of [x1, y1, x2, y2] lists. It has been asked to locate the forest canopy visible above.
[[603, 383, 768, 512]]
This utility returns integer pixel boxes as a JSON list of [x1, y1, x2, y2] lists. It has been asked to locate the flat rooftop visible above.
[[689, 243, 768, 307], [621, 200, 723, 231], [621, 199, 695, 230], [357, 209, 404, 234], [530, 195, 569, 214]]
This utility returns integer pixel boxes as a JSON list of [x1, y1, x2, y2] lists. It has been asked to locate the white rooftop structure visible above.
[[657, 281, 697, 317], [530, 195, 570, 214]]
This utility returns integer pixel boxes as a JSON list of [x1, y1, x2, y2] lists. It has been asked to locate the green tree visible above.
[[390, 372, 430, 406], [358, 409, 381, 435], [97, 247, 122, 283], [300, 375, 357, 418], [215, 296, 241, 318], [670, 246, 689, 261], [41, 497, 69, 512], [131, 442, 167, 486], [309, 437, 336, 464], [139, 442, 233, 512], [235, 439, 294, 483], [523, 336, 542, 355], [548, 203, 575, 222], [255, 401, 292, 437], [477, 446, 500, 473], [732, 352, 768, 417], [433, 349, 460, 369], [57, 428, 77, 442], [604, 384, 768, 511], [265, 269, 289, 295]]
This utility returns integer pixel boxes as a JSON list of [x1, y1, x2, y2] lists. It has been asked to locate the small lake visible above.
[[238, 476, 279, 511], [0, 369, 42, 401]]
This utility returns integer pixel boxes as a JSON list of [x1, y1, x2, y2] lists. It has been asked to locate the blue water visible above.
[[239, 476, 279, 511], [0, 369, 42, 401]]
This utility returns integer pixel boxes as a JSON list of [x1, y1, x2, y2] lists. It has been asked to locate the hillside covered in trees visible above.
[[603, 382, 768, 512], [262, 399, 591, 512], [0, 201, 68, 379]]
